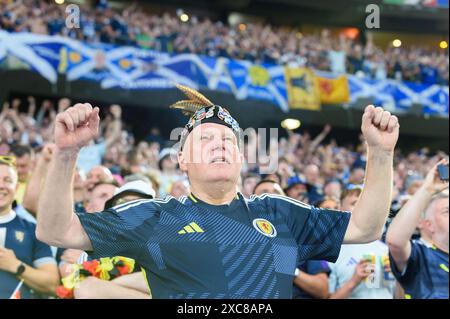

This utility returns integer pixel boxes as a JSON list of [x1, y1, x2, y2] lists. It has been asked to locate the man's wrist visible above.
[[55, 146, 80, 159], [9, 260, 23, 275], [418, 184, 436, 197], [348, 277, 361, 289], [367, 146, 394, 158]]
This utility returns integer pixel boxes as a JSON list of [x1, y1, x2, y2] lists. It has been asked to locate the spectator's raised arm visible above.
[[104, 104, 122, 150], [23, 144, 56, 216], [36, 103, 100, 250], [386, 159, 449, 272], [27, 96, 36, 119]]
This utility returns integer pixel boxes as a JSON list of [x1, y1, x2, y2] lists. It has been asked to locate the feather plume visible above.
[[175, 84, 213, 107]]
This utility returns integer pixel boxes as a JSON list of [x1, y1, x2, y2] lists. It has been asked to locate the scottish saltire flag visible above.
[[0, 31, 58, 83], [101, 51, 200, 90], [348, 74, 449, 116], [227, 60, 289, 112]]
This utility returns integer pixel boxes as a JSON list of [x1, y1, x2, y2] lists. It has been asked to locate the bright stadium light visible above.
[[281, 119, 301, 130], [180, 14, 189, 22], [392, 39, 402, 48], [440, 41, 448, 49], [55, 0, 65, 4]]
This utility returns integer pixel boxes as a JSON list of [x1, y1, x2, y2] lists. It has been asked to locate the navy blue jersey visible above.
[[390, 240, 449, 299], [293, 260, 331, 299], [77, 193, 350, 299], [0, 211, 56, 299]]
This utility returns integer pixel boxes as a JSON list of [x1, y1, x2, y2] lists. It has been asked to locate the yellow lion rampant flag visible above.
[[318, 75, 350, 104], [284, 67, 321, 111]]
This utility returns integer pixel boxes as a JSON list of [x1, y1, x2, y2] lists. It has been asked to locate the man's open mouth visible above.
[[210, 156, 229, 164]]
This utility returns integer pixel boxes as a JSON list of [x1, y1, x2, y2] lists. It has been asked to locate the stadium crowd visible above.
[[0, 0, 448, 85], [0, 95, 448, 299]]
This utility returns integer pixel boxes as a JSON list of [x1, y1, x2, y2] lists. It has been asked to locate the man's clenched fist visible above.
[[361, 105, 400, 153], [55, 103, 100, 150]]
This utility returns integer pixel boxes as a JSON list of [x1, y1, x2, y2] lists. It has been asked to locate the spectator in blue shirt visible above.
[[0, 156, 59, 299], [387, 159, 449, 299]]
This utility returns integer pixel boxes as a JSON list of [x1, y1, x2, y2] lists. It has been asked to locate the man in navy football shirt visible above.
[[37, 85, 400, 299], [387, 160, 449, 299], [0, 157, 59, 299]]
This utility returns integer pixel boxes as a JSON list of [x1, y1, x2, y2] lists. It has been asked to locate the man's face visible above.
[[349, 168, 365, 185], [179, 123, 243, 186], [161, 156, 177, 171], [324, 182, 341, 199], [254, 182, 284, 196], [0, 165, 17, 213], [16, 154, 33, 182], [286, 184, 308, 203], [86, 166, 113, 190], [320, 199, 340, 210], [86, 183, 117, 213], [242, 177, 260, 197], [341, 193, 360, 212], [428, 198, 449, 244], [304, 165, 320, 185]]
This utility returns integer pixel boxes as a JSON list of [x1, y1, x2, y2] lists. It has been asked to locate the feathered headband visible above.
[[170, 84, 241, 150]]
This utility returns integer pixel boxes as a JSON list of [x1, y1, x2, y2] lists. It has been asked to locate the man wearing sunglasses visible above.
[[0, 157, 59, 298]]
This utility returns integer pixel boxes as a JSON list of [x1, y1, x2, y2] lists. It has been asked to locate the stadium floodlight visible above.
[[55, 0, 65, 4], [392, 39, 402, 48], [180, 14, 189, 22], [440, 41, 448, 49], [281, 119, 301, 131]]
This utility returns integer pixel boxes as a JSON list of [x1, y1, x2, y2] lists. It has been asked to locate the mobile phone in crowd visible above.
[[437, 164, 449, 182]]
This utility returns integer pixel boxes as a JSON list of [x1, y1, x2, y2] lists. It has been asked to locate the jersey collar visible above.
[[0, 210, 16, 224], [187, 192, 248, 211]]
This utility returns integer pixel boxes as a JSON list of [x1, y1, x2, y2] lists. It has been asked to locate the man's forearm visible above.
[[350, 148, 394, 242], [329, 280, 358, 299], [294, 272, 329, 299], [36, 148, 78, 245], [111, 272, 150, 294], [74, 278, 151, 299], [18, 264, 59, 296], [387, 186, 432, 247]]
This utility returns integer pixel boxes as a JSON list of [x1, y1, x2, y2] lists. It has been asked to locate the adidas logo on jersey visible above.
[[178, 222, 205, 234]]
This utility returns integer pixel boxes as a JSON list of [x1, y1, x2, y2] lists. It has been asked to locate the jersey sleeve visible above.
[[389, 240, 423, 286], [304, 260, 331, 275], [266, 195, 351, 263], [76, 199, 158, 260]]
